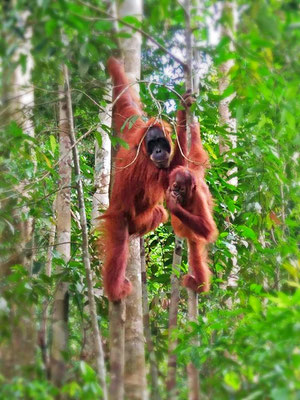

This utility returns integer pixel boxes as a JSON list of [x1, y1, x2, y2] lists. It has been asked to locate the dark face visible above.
[[145, 127, 171, 169], [170, 170, 194, 206]]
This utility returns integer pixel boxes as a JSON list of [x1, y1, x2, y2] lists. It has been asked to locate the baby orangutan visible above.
[[166, 122, 218, 293]]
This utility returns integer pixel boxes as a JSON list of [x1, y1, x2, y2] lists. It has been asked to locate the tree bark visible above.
[[83, 74, 112, 372], [141, 238, 160, 400], [218, 1, 239, 301], [124, 240, 147, 399], [114, 1, 147, 399], [63, 65, 108, 398], [106, 2, 127, 398], [81, 0, 115, 376], [0, 6, 36, 378], [50, 66, 72, 385], [109, 300, 126, 400], [218, 1, 237, 159], [166, 237, 183, 399], [39, 198, 56, 377], [184, 1, 201, 398], [91, 91, 112, 226]]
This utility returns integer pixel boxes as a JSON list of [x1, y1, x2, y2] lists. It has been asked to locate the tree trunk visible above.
[[91, 91, 112, 226], [0, 6, 36, 378], [166, 237, 183, 398], [218, 1, 237, 159], [218, 1, 239, 301], [63, 65, 108, 398], [83, 76, 112, 371], [141, 238, 160, 400], [39, 198, 56, 377], [184, 1, 201, 398], [124, 240, 147, 399], [109, 300, 126, 400], [105, 2, 128, 398], [118, 1, 147, 398], [50, 66, 72, 385]]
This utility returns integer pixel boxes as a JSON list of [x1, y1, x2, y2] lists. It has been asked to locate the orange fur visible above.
[[166, 123, 218, 293], [98, 57, 187, 301]]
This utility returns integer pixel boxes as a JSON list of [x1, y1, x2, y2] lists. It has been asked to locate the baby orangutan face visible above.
[[169, 168, 195, 207]]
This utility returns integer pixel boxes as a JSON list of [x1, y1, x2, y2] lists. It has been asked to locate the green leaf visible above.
[[243, 391, 264, 400], [118, 138, 130, 149], [282, 262, 299, 279], [94, 131, 102, 148], [120, 115, 139, 133], [205, 143, 217, 160], [219, 232, 229, 238], [62, 381, 81, 396], [121, 15, 142, 28], [45, 19, 57, 36], [285, 110, 295, 130], [7, 121, 23, 137], [49, 135, 57, 153], [236, 225, 257, 240], [94, 21, 113, 31], [271, 388, 290, 400], [110, 136, 129, 149], [224, 371, 241, 391], [116, 32, 133, 39], [249, 296, 262, 313], [41, 153, 52, 168]]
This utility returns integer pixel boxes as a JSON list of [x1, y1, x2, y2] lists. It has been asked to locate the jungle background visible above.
[[0, 0, 299, 399]]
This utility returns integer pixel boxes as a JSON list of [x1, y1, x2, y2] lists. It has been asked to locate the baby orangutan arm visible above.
[[166, 184, 217, 243]]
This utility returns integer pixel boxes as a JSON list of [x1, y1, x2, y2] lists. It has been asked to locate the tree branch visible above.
[[77, 0, 187, 69]]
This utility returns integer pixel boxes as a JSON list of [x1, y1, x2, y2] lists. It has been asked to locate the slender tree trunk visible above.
[[218, 1, 237, 160], [1, 10, 35, 271], [46, 199, 57, 278], [186, 299, 200, 400], [141, 238, 160, 400], [118, 1, 147, 398], [104, 2, 127, 398], [83, 78, 112, 370], [184, 1, 201, 398], [63, 65, 108, 398], [124, 240, 147, 399], [50, 66, 72, 385], [81, 0, 115, 375], [0, 6, 36, 378], [109, 300, 126, 400], [39, 198, 56, 376], [218, 1, 239, 301], [117, 1, 147, 399], [166, 237, 183, 399], [91, 92, 112, 226]]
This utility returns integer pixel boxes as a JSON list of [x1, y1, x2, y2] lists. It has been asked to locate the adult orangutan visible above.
[[98, 57, 191, 302], [166, 122, 218, 293]]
